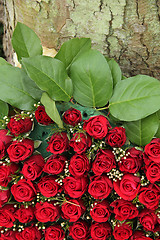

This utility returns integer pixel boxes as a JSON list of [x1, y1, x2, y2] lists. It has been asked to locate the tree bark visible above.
[[3, 0, 160, 79]]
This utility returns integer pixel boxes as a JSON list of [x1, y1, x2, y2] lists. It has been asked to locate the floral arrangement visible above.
[[0, 22, 159, 240]]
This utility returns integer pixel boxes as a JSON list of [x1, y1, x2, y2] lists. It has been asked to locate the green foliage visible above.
[[70, 49, 113, 107], [22, 56, 73, 102], [155, 110, 160, 138], [12, 22, 42, 61], [0, 100, 8, 119], [0, 57, 11, 66], [124, 113, 159, 146], [41, 92, 63, 128], [109, 75, 160, 121], [108, 59, 122, 87]]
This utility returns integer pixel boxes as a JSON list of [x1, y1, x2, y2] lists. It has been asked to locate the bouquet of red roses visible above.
[[0, 105, 160, 240]]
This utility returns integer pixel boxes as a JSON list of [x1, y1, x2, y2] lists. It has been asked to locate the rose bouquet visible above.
[[0, 22, 159, 240]]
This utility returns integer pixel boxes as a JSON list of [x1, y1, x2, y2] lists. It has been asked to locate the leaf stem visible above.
[[96, 106, 109, 111]]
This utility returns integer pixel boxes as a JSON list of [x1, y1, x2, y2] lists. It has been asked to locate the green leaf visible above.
[[12, 22, 42, 61], [124, 113, 159, 146], [109, 75, 160, 121], [70, 49, 113, 107], [155, 110, 160, 138], [22, 56, 73, 102], [34, 140, 42, 149], [0, 100, 8, 118], [55, 38, 91, 71], [108, 59, 122, 87], [0, 58, 11, 66], [41, 92, 63, 128], [0, 65, 36, 110]]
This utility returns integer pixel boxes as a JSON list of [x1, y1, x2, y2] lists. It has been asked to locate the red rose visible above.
[[35, 105, 54, 125], [15, 205, 34, 223], [7, 115, 32, 136], [88, 175, 113, 199], [90, 200, 111, 222], [118, 148, 143, 173], [37, 175, 62, 198], [43, 154, 66, 175], [105, 126, 126, 147], [139, 184, 160, 210], [0, 163, 18, 187], [69, 153, 90, 177], [144, 138, 160, 163], [0, 189, 10, 207], [11, 179, 37, 202], [63, 108, 82, 126], [90, 222, 112, 240], [113, 223, 132, 240], [0, 129, 12, 159], [83, 115, 111, 139], [139, 209, 157, 231], [35, 201, 60, 222], [63, 176, 88, 198], [61, 199, 86, 222], [0, 230, 17, 240], [129, 230, 153, 240], [7, 138, 34, 162], [46, 132, 69, 154], [45, 225, 65, 240], [113, 174, 140, 201], [21, 154, 45, 180], [15, 225, 42, 240], [110, 199, 139, 221], [69, 220, 89, 240], [69, 132, 91, 154], [92, 149, 116, 175], [0, 205, 15, 228], [146, 161, 160, 183]]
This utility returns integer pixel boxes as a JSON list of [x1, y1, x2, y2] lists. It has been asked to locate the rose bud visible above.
[[63, 176, 88, 198], [35, 201, 60, 222], [90, 200, 111, 222], [139, 184, 160, 210], [146, 161, 160, 183], [88, 175, 113, 199], [110, 199, 139, 221], [63, 108, 82, 126], [92, 149, 116, 175], [138, 208, 158, 231], [7, 138, 34, 162], [90, 222, 112, 240], [61, 199, 86, 222], [83, 115, 111, 139], [21, 154, 45, 181], [37, 175, 62, 198], [43, 154, 66, 175], [143, 138, 160, 163], [0, 189, 11, 207], [113, 222, 132, 240], [35, 105, 54, 125], [46, 132, 69, 154], [69, 153, 90, 177], [69, 220, 89, 240], [0, 204, 15, 228], [69, 132, 92, 154], [129, 230, 153, 240], [15, 225, 42, 240], [118, 147, 143, 173], [113, 174, 140, 201], [7, 115, 32, 136], [11, 179, 37, 202], [44, 225, 65, 240], [14, 205, 34, 223], [105, 126, 126, 147], [0, 163, 18, 187], [0, 129, 12, 159]]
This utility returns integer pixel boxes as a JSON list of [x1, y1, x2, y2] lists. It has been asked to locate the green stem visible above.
[[96, 106, 109, 111]]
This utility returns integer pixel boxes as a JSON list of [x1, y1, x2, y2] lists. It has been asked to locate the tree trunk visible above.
[[3, 0, 160, 79]]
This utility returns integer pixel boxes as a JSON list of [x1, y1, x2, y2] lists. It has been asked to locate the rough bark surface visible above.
[[3, 0, 160, 79]]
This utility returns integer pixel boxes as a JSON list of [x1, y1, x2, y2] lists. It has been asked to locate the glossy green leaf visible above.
[[12, 22, 42, 61], [108, 59, 122, 87], [70, 49, 113, 107], [109, 75, 160, 121], [41, 92, 63, 128], [155, 110, 160, 138], [0, 100, 8, 118], [124, 113, 159, 146], [0, 58, 11, 66], [22, 56, 73, 102], [0, 65, 36, 110], [55, 38, 91, 71]]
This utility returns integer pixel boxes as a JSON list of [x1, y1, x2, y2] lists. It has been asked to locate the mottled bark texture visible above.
[[3, 0, 160, 79]]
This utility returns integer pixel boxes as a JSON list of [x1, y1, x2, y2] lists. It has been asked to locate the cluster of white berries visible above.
[[33, 101, 41, 108], [64, 160, 70, 176], [112, 147, 130, 162], [55, 176, 64, 186], [90, 201, 98, 211], [0, 157, 10, 166], [2, 116, 9, 126], [157, 210, 160, 219], [140, 175, 150, 186], [107, 168, 123, 182]]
